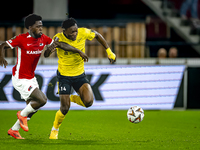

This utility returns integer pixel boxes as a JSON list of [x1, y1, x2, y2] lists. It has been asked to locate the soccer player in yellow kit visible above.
[[44, 18, 116, 139]]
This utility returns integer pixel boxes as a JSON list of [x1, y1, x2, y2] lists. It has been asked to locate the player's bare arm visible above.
[[44, 43, 57, 57], [44, 39, 88, 62], [94, 31, 116, 64], [94, 31, 109, 49], [44, 37, 60, 57], [55, 41, 89, 62], [0, 42, 10, 68]]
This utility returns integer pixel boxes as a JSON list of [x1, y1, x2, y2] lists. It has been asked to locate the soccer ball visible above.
[[127, 106, 144, 123]]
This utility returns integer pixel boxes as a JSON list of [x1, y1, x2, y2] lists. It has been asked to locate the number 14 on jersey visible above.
[[61, 86, 66, 91]]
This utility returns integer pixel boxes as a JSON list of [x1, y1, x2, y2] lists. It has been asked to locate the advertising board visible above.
[[0, 65, 185, 110]]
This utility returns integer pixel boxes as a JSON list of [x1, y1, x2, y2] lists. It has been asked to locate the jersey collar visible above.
[[26, 32, 31, 38]]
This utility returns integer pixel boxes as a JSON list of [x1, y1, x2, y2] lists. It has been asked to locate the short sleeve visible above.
[[52, 34, 60, 51], [52, 35, 57, 41], [6, 35, 21, 49], [44, 35, 53, 47], [85, 28, 96, 41], [53, 33, 61, 41]]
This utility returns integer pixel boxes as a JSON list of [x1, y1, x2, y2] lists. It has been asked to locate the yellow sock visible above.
[[70, 95, 86, 107], [53, 109, 65, 129]]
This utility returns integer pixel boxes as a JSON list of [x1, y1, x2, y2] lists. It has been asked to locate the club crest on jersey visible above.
[[39, 43, 44, 46], [28, 86, 32, 91], [77, 38, 82, 43]]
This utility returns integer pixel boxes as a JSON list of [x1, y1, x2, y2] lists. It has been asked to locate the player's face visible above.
[[64, 24, 78, 41], [30, 20, 43, 38]]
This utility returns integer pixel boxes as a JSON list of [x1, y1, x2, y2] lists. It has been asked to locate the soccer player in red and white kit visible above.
[[0, 14, 57, 139]]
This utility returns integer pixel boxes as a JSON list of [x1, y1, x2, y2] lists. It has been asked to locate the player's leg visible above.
[[8, 76, 47, 139], [13, 76, 46, 131], [9, 88, 46, 135], [54, 95, 70, 128], [20, 88, 46, 117], [77, 83, 94, 107], [26, 99, 38, 121], [49, 95, 70, 139], [70, 74, 94, 108], [50, 72, 71, 139], [17, 88, 47, 132], [8, 99, 39, 139], [28, 87, 47, 109], [10, 99, 37, 130]]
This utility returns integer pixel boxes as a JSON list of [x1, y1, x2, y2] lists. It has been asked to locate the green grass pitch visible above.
[[0, 110, 200, 150]]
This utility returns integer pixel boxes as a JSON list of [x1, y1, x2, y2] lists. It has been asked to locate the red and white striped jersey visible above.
[[6, 32, 53, 79]]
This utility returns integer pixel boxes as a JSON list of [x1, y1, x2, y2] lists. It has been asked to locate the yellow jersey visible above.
[[53, 28, 95, 76]]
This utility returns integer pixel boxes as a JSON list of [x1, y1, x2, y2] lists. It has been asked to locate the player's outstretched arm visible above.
[[94, 31, 116, 64], [44, 37, 60, 58], [55, 42, 88, 62], [0, 42, 10, 68]]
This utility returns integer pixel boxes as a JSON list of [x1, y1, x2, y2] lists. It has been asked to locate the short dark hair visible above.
[[61, 17, 77, 29], [24, 14, 42, 29]]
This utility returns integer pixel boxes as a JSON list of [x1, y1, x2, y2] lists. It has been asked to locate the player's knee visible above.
[[60, 105, 70, 115], [40, 97, 47, 107], [84, 98, 93, 108], [85, 101, 93, 108], [32, 89, 47, 107]]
